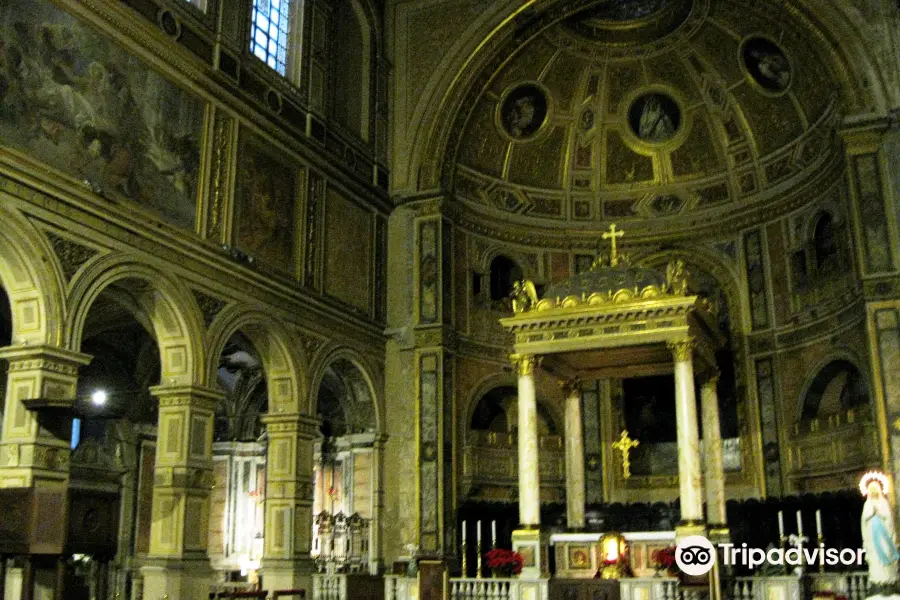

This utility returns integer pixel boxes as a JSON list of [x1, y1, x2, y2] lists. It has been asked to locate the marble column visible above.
[[701, 374, 727, 526], [668, 340, 704, 526], [141, 384, 222, 600], [512, 354, 541, 526], [561, 379, 585, 530]]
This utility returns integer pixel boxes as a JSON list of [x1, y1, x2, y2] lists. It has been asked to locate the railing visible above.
[[209, 592, 305, 599], [621, 577, 680, 600], [729, 573, 868, 600], [384, 575, 418, 600], [383, 572, 867, 600], [450, 578, 516, 599], [449, 578, 549, 600], [808, 572, 868, 600], [313, 574, 344, 600]]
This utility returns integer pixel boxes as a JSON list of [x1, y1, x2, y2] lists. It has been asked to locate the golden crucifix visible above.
[[602, 224, 624, 267], [612, 429, 639, 479]]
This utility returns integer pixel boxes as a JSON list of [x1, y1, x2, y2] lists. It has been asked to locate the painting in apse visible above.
[[235, 133, 299, 275], [499, 84, 549, 140], [0, 0, 205, 229], [628, 93, 680, 143], [741, 37, 791, 94]]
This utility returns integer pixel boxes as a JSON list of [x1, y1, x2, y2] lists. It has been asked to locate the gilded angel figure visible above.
[[510, 279, 539, 313], [666, 260, 689, 295]]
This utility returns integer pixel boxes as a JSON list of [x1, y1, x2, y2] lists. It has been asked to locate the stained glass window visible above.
[[250, 0, 293, 75]]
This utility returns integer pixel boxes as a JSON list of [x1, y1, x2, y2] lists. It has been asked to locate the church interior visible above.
[[0, 0, 899, 598]]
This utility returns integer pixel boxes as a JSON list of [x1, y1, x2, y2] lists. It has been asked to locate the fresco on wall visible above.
[[0, 0, 205, 229], [235, 133, 299, 274]]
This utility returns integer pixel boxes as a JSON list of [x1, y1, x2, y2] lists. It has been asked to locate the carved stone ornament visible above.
[[45, 231, 98, 281], [192, 290, 227, 327]]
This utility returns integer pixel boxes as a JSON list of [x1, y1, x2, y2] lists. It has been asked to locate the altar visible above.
[[550, 531, 676, 579]]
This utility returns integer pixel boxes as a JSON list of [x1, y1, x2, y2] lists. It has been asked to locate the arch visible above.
[[309, 346, 383, 435], [65, 255, 204, 386], [812, 211, 839, 270], [0, 206, 66, 346], [796, 351, 870, 422], [463, 372, 563, 437], [488, 255, 523, 302], [331, 0, 374, 142], [206, 305, 309, 415]]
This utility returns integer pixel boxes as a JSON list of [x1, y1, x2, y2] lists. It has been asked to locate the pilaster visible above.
[[0, 345, 92, 489], [142, 384, 222, 600], [410, 196, 457, 561], [260, 412, 319, 589]]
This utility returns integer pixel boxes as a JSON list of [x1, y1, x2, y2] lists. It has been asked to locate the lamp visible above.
[[599, 532, 628, 579]]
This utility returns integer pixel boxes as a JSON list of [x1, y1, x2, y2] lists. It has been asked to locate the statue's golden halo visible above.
[[860, 470, 890, 496]]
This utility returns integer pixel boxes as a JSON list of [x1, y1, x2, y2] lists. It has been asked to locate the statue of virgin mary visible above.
[[861, 471, 900, 594]]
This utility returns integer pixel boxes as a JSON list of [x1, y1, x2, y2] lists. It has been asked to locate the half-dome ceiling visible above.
[[453, 0, 845, 227]]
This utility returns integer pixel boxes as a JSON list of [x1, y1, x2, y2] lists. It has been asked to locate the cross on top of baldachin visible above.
[[601, 223, 624, 267]]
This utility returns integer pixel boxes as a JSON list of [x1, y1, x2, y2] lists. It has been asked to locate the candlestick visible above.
[[815, 510, 822, 538], [462, 520, 466, 545], [477, 541, 483, 578], [796, 510, 803, 537], [461, 541, 468, 577], [817, 534, 825, 573], [491, 520, 497, 547], [476, 520, 482, 578], [777, 510, 784, 539]]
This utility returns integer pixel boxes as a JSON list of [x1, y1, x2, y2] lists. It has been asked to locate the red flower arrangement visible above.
[[484, 548, 524, 576], [651, 546, 678, 575]]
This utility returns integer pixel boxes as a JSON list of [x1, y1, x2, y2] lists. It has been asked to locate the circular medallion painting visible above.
[[628, 92, 681, 143], [741, 37, 791, 94], [499, 84, 549, 140]]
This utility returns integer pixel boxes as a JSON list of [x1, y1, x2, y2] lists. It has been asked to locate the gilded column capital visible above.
[[510, 354, 540, 377], [558, 377, 581, 397], [703, 370, 721, 387], [667, 339, 696, 363]]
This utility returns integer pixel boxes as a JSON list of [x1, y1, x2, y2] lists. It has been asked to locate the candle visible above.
[[796, 510, 803, 537], [816, 510, 822, 538], [492, 521, 497, 546], [777, 511, 784, 539], [462, 520, 466, 545], [477, 520, 482, 544]]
